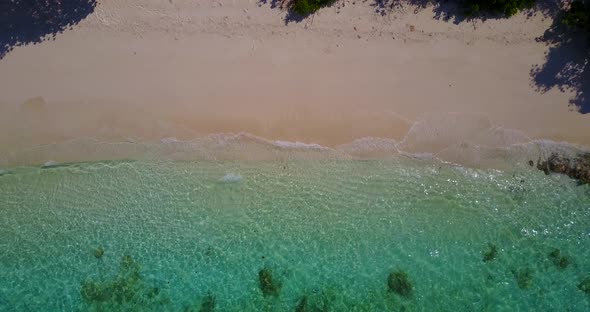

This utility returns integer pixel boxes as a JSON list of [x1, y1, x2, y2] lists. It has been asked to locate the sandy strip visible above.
[[0, 0, 588, 155]]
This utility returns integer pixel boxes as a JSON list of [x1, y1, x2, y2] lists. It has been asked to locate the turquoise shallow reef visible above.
[[0, 158, 589, 311]]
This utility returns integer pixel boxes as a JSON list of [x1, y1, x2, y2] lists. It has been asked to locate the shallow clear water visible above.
[[0, 158, 589, 311]]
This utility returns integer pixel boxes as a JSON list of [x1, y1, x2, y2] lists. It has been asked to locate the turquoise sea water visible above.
[[0, 158, 589, 311]]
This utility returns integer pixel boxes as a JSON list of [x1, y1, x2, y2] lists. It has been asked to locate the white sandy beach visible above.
[[0, 0, 588, 161]]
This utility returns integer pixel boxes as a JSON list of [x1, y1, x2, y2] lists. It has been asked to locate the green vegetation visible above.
[[513, 268, 534, 289], [483, 243, 498, 262], [548, 248, 570, 269], [288, 0, 338, 16], [285, 0, 537, 18], [387, 270, 413, 297], [295, 295, 309, 312], [258, 267, 282, 297], [462, 0, 535, 17], [277, 0, 542, 21], [94, 246, 104, 259], [316, 290, 337, 311], [295, 289, 338, 311], [563, 1, 590, 34], [579, 277, 590, 294], [200, 293, 216, 312], [80, 255, 170, 310], [183, 293, 217, 312]]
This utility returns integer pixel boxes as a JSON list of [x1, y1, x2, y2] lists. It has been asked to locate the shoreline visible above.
[[1, 125, 588, 172]]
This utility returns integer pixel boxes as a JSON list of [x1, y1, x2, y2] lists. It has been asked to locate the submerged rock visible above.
[[548, 248, 570, 269], [295, 295, 308, 312], [80, 255, 169, 309], [513, 268, 534, 289], [483, 243, 498, 262], [537, 153, 590, 184], [578, 277, 590, 294], [388, 270, 413, 297], [200, 293, 216, 312], [182, 293, 216, 312], [94, 246, 105, 259], [80, 280, 112, 302], [258, 267, 281, 297]]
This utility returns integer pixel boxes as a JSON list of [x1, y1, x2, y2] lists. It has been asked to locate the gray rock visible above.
[[537, 153, 590, 184]]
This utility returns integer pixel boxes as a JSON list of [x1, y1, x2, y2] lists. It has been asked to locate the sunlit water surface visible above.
[[0, 159, 589, 311]]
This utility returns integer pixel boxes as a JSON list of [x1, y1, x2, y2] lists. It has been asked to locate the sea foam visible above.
[[220, 173, 242, 183], [42, 160, 59, 168], [1, 113, 588, 170], [273, 140, 325, 150]]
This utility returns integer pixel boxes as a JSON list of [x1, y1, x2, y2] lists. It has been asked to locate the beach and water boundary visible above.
[[0, 110, 588, 172], [1, 1, 590, 311]]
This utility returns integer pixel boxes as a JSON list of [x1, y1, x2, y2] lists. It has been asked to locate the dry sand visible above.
[[0, 0, 588, 160]]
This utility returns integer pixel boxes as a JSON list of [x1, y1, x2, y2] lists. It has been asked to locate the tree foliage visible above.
[[287, 0, 338, 16], [461, 0, 536, 17], [563, 0, 590, 33]]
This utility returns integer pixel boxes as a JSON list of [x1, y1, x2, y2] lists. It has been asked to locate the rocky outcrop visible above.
[[537, 153, 590, 184]]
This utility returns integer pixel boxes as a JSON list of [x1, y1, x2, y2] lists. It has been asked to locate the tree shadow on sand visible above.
[[372, 0, 468, 23], [259, 0, 562, 24], [531, 10, 590, 113], [0, 0, 97, 60], [377, 1, 589, 113], [372, 0, 562, 23], [257, 0, 287, 9], [257, 0, 468, 24]]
